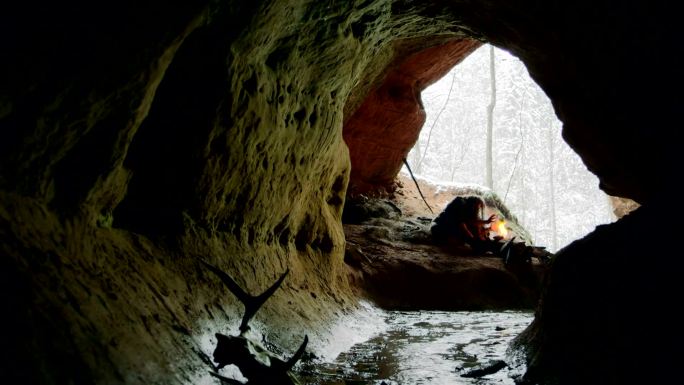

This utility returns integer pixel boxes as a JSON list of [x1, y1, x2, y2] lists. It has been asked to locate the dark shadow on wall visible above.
[[113, 25, 231, 236]]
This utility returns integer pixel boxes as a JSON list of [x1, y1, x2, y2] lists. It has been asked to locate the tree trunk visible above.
[[485, 45, 496, 190], [548, 119, 558, 251], [412, 141, 423, 174], [417, 71, 457, 174]]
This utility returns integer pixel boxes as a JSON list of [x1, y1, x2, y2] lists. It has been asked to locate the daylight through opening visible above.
[[404, 44, 616, 252]]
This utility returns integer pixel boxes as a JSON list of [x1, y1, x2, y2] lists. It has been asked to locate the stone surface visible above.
[[345, 223, 544, 310], [0, 2, 470, 383], [609, 195, 640, 219], [0, 0, 681, 384]]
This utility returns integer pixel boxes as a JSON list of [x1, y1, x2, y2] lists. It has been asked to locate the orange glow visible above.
[[491, 220, 509, 238]]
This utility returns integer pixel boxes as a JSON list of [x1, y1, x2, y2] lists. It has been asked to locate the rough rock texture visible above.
[[344, 38, 481, 195], [1, 1, 681, 384], [345, 223, 544, 310], [609, 195, 640, 219], [0, 2, 469, 384]]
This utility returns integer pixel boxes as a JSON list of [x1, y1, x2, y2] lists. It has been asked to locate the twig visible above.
[[461, 360, 507, 378], [403, 158, 433, 214], [417, 70, 457, 170], [201, 260, 289, 334], [503, 90, 527, 203]]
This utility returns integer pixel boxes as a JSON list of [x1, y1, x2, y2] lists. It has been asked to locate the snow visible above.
[[406, 44, 616, 252]]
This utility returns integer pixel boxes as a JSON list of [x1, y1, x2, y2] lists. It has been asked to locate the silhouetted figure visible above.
[[431, 196, 496, 253]]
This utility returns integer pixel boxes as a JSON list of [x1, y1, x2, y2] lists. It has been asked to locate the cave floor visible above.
[[296, 309, 533, 385]]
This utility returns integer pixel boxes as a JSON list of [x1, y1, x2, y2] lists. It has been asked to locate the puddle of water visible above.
[[296, 310, 533, 385]]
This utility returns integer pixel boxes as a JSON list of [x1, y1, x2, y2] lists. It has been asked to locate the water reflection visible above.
[[297, 310, 533, 385]]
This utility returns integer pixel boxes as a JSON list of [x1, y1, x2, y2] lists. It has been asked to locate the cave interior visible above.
[[0, 1, 681, 384]]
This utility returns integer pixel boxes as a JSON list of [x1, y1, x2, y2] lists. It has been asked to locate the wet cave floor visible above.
[[296, 310, 533, 385], [293, 194, 540, 384]]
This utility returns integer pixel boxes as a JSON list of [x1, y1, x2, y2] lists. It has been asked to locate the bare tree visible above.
[[417, 72, 457, 172], [547, 118, 558, 251], [485, 45, 496, 190]]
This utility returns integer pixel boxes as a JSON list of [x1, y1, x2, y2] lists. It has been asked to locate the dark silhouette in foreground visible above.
[[201, 261, 308, 385]]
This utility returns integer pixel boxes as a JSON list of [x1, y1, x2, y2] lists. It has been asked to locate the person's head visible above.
[[463, 196, 485, 219]]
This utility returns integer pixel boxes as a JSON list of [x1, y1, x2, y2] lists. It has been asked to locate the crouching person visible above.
[[431, 196, 497, 254]]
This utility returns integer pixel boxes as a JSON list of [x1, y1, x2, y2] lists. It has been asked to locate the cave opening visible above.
[[335, 41, 559, 384], [405, 43, 616, 253], [331, 40, 628, 384]]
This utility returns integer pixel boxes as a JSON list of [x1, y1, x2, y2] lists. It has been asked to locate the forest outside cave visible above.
[[405, 44, 617, 252]]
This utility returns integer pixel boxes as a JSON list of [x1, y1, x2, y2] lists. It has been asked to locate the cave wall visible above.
[[0, 2, 470, 384], [1, 0, 681, 384], [512, 201, 681, 385], [344, 38, 481, 195]]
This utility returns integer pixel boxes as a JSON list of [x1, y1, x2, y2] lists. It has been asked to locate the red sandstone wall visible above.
[[344, 38, 481, 195]]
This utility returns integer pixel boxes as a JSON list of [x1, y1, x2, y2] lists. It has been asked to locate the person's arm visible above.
[[461, 223, 476, 239]]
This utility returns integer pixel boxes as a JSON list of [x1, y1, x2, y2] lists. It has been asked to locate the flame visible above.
[[491, 219, 509, 238]]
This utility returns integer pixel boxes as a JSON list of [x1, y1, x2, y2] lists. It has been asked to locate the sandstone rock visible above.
[[609, 196, 640, 219], [344, 39, 481, 195]]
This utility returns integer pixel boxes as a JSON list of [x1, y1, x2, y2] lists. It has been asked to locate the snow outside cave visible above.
[[405, 44, 615, 252]]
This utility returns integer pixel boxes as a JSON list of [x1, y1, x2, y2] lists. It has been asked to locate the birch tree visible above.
[[485, 45, 496, 190], [547, 116, 558, 251]]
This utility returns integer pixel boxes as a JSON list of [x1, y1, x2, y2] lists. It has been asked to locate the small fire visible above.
[[491, 219, 509, 238]]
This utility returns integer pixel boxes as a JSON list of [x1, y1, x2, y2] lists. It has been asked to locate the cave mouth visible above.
[[343, 39, 617, 257], [337, 40, 620, 316], [338, 22, 663, 383], [338, 44, 560, 313], [405, 43, 616, 252]]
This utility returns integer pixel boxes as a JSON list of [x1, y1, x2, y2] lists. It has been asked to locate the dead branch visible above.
[[201, 260, 289, 333], [403, 158, 433, 214]]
